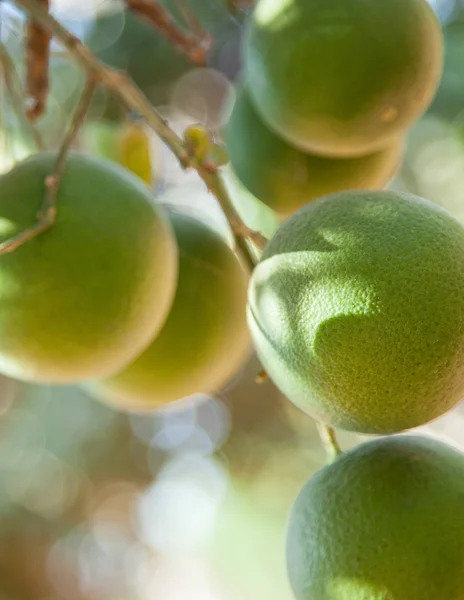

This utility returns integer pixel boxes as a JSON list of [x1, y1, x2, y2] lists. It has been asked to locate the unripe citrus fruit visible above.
[[117, 121, 153, 185], [244, 0, 443, 157], [82, 121, 155, 185], [226, 86, 403, 217], [81, 122, 119, 162], [248, 190, 464, 433], [0, 152, 177, 383], [287, 435, 464, 600], [88, 207, 251, 410], [223, 166, 280, 241]]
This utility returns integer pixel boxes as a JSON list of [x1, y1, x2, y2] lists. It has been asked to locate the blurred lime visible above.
[[223, 166, 280, 240], [244, 0, 443, 156], [118, 122, 153, 185], [88, 207, 250, 409], [0, 152, 177, 383], [82, 121, 155, 185], [81, 121, 120, 162], [287, 435, 464, 600], [226, 86, 403, 217]]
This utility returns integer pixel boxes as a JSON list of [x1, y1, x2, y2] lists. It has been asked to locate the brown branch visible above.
[[227, 0, 255, 13], [315, 422, 342, 463], [173, 0, 206, 39], [0, 42, 43, 150], [199, 166, 267, 251], [25, 0, 51, 120], [124, 0, 211, 65], [0, 79, 96, 254], [13, 0, 267, 265]]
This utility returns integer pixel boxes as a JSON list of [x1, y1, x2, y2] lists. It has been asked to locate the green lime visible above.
[[0, 153, 177, 383], [287, 435, 464, 600], [244, 0, 443, 156], [226, 86, 403, 217], [88, 207, 250, 410], [248, 190, 464, 433]]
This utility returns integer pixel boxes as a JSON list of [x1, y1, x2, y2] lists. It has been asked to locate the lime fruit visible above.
[[0, 152, 177, 383], [223, 166, 281, 241], [88, 207, 251, 410], [226, 86, 403, 217], [81, 121, 120, 163], [82, 121, 154, 185], [244, 0, 443, 157], [287, 435, 464, 600], [248, 190, 464, 433]]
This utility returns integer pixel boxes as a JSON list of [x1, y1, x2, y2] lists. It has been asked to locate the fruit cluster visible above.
[[1, 0, 464, 597], [229, 0, 464, 598], [226, 0, 443, 219], [0, 152, 251, 408]]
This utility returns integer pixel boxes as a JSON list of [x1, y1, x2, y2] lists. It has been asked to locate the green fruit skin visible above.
[[223, 165, 281, 241], [248, 190, 464, 433], [88, 207, 251, 410], [287, 435, 464, 600], [226, 86, 403, 217], [0, 152, 178, 383], [81, 122, 120, 162], [244, 0, 443, 157]]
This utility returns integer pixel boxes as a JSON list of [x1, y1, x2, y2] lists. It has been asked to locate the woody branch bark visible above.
[[25, 0, 51, 120], [124, 0, 211, 65], [0, 42, 43, 149]]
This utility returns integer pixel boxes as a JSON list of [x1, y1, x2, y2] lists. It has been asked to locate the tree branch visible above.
[[316, 422, 342, 463], [0, 79, 96, 254], [124, 0, 211, 65], [25, 0, 51, 120], [13, 0, 268, 262], [227, 0, 255, 13], [0, 42, 44, 150]]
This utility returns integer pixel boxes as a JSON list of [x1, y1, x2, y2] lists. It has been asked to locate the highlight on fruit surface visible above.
[[244, 0, 443, 157], [248, 189, 464, 433], [226, 86, 403, 217], [87, 206, 251, 411], [287, 435, 464, 600], [0, 152, 178, 383]]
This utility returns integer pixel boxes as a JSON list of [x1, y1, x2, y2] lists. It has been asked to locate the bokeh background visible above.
[[0, 1, 464, 598]]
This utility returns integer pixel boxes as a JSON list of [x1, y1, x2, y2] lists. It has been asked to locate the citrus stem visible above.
[[0, 42, 44, 150], [0, 78, 96, 254], [124, 0, 211, 65], [12, 0, 267, 265], [316, 421, 342, 463]]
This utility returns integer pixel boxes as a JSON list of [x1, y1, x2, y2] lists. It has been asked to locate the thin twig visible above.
[[25, 0, 51, 120], [227, 0, 255, 13], [198, 167, 267, 251], [124, 0, 211, 65], [174, 0, 206, 39], [0, 42, 43, 150], [0, 79, 96, 254], [315, 422, 342, 463], [13, 0, 267, 262]]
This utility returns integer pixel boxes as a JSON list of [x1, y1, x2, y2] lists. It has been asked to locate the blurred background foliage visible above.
[[0, 0, 464, 598]]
